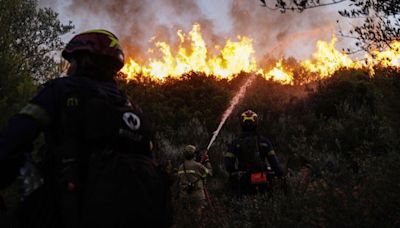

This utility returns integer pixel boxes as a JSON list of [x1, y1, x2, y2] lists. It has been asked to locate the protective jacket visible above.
[[0, 75, 171, 228], [224, 131, 283, 195], [177, 159, 212, 206]]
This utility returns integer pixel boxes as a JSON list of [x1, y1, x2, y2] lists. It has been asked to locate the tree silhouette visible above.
[[262, 0, 400, 51]]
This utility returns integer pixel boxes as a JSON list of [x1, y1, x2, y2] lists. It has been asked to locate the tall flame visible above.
[[121, 24, 400, 84], [300, 37, 400, 77], [300, 36, 362, 78], [121, 24, 258, 80]]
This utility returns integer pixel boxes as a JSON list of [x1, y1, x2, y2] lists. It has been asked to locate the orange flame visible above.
[[121, 24, 400, 84], [301, 37, 400, 77], [263, 60, 294, 85], [121, 24, 258, 80], [300, 36, 362, 78], [367, 41, 400, 73]]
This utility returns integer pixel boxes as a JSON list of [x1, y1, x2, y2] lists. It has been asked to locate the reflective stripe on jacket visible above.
[[177, 159, 212, 200]]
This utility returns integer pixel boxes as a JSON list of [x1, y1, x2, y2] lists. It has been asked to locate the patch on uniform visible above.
[[122, 112, 141, 130]]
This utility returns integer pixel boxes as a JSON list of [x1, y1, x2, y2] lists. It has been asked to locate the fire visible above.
[[121, 24, 258, 80], [367, 41, 400, 68], [121, 24, 400, 84], [300, 36, 400, 77], [300, 36, 362, 78], [263, 60, 293, 85]]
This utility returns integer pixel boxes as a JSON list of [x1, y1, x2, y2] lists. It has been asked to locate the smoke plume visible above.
[[40, 0, 346, 61]]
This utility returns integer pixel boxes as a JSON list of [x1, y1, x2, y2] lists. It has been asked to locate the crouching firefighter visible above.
[[177, 145, 212, 214], [224, 110, 284, 197], [0, 29, 171, 228]]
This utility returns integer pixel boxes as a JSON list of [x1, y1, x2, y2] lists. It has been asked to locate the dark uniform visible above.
[[224, 110, 283, 196], [0, 30, 171, 228]]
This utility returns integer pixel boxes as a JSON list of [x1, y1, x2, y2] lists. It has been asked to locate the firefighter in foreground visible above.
[[224, 110, 284, 196], [177, 145, 212, 213], [0, 29, 171, 227]]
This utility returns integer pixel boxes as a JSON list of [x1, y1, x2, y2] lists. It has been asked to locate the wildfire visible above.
[[121, 24, 258, 80], [301, 37, 400, 77], [300, 36, 362, 78], [121, 24, 400, 84], [368, 41, 400, 68], [263, 60, 294, 85]]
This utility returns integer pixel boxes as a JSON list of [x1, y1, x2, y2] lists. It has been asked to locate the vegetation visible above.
[[119, 67, 400, 227], [0, 0, 73, 215], [0, 0, 73, 125], [1, 0, 400, 227]]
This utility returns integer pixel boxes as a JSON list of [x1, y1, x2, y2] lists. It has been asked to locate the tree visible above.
[[262, 0, 400, 51], [0, 0, 74, 124], [1, 0, 74, 82]]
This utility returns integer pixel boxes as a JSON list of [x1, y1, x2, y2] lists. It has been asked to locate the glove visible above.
[[200, 152, 210, 164]]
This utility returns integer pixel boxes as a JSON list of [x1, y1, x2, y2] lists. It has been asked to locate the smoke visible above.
[[63, 0, 218, 59], [206, 74, 257, 150], [40, 0, 347, 61], [229, 0, 341, 60]]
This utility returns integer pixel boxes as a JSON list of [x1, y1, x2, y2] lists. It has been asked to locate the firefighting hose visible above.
[[200, 149, 214, 210], [199, 74, 257, 208]]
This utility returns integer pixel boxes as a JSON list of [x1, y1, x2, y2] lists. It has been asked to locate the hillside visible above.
[[1, 68, 399, 227], [119, 68, 400, 227]]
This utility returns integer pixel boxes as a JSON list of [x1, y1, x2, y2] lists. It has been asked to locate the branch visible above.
[[266, 0, 348, 12]]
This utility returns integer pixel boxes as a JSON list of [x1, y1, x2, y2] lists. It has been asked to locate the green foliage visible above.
[[119, 72, 231, 136], [120, 69, 400, 227], [0, 0, 73, 124], [1, 0, 73, 82]]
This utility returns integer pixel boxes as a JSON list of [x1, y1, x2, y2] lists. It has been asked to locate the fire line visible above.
[[121, 24, 400, 85]]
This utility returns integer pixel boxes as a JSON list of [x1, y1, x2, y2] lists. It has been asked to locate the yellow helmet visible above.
[[240, 110, 258, 130]]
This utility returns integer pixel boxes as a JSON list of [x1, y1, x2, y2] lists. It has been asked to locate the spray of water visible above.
[[206, 74, 257, 151]]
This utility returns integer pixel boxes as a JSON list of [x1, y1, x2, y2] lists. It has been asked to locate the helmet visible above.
[[183, 145, 196, 159], [62, 29, 125, 71], [240, 110, 258, 130]]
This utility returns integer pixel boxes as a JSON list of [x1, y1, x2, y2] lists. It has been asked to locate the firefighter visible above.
[[0, 29, 171, 227], [177, 145, 212, 213], [224, 110, 284, 196]]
